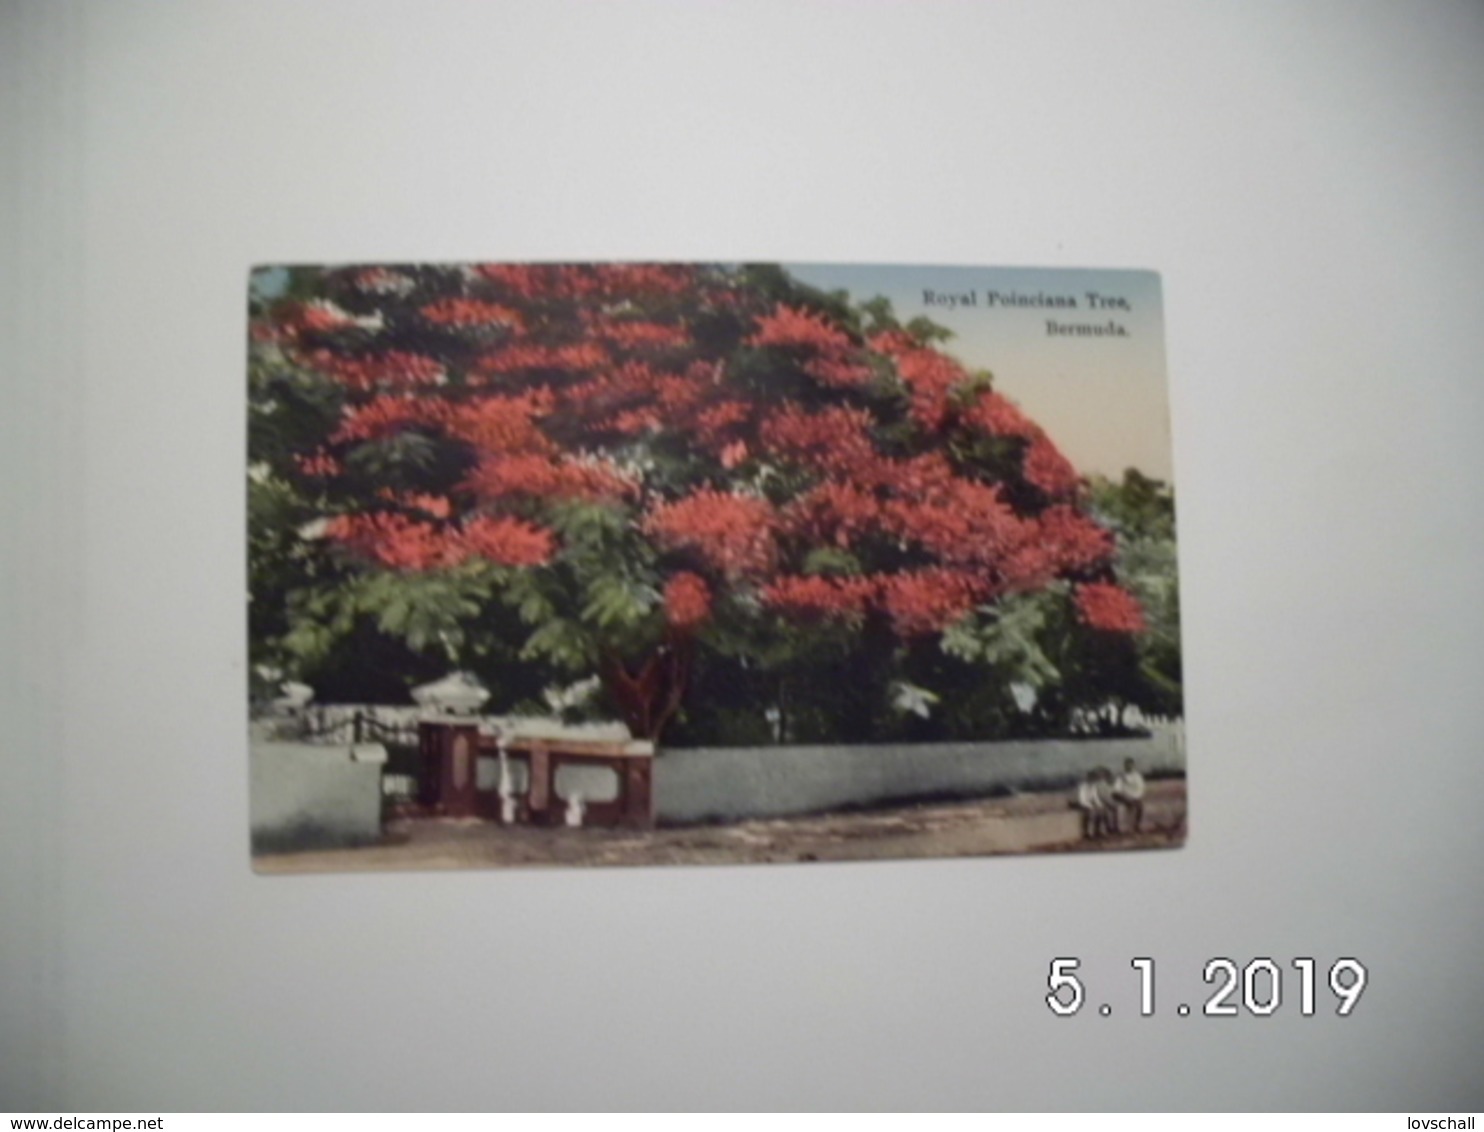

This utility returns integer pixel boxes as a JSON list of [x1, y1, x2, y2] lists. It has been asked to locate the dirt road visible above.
[[254, 779, 1186, 874]]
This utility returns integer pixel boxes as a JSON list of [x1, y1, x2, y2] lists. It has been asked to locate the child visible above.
[[1113, 758, 1146, 834], [1074, 771, 1103, 840], [1092, 768, 1118, 837]]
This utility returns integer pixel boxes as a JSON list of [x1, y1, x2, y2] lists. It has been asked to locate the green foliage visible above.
[[940, 589, 1064, 688], [280, 564, 495, 664], [801, 547, 863, 577], [1086, 469, 1183, 722]]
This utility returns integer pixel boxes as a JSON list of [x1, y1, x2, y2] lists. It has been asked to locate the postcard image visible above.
[[247, 262, 1184, 872]]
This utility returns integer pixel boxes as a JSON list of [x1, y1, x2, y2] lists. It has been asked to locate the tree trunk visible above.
[[600, 636, 694, 741]]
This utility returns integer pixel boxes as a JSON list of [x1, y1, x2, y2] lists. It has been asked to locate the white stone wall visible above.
[[249, 742, 384, 853], [655, 733, 1183, 824]]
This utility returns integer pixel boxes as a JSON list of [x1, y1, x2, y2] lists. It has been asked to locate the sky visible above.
[[785, 263, 1173, 482]]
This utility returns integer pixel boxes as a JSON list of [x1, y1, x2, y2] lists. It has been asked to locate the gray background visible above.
[[3, 0, 1482, 1111]]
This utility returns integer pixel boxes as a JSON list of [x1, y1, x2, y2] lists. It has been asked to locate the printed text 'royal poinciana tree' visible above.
[[248, 263, 1149, 741]]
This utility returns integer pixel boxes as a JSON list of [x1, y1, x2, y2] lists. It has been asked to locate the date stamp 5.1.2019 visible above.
[[1045, 957, 1368, 1018]]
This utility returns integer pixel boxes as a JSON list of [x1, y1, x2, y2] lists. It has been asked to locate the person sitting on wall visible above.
[[1094, 768, 1120, 838], [1113, 758, 1146, 834], [1073, 771, 1104, 840]]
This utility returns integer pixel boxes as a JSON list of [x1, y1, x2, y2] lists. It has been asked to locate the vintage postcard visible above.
[[247, 262, 1184, 872]]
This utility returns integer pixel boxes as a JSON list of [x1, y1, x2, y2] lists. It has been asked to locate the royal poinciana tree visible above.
[[248, 262, 1158, 742]]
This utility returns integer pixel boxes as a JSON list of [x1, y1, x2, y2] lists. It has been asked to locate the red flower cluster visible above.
[[326, 512, 451, 571], [607, 407, 663, 435], [294, 449, 342, 477], [882, 479, 1025, 568], [868, 451, 957, 497], [663, 572, 713, 631], [275, 264, 1145, 661], [464, 453, 635, 504], [349, 267, 413, 295], [589, 318, 690, 352], [331, 395, 453, 444], [802, 354, 872, 388], [1074, 582, 1146, 633], [304, 349, 445, 391], [748, 305, 870, 388], [759, 403, 876, 476], [783, 482, 881, 548], [749, 304, 853, 354], [961, 389, 1037, 440], [444, 390, 556, 455], [959, 388, 1081, 497], [327, 510, 556, 571], [878, 568, 991, 637], [760, 574, 876, 624], [644, 490, 777, 579], [420, 298, 524, 329], [719, 440, 749, 469], [474, 342, 609, 378], [1000, 506, 1114, 589], [870, 332, 969, 429], [458, 514, 556, 567], [295, 301, 357, 333], [1022, 435, 1080, 497], [375, 490, 452, 519], [472, 263, 698, 301], [694, 400, 750, 440], [563, 360, 713, 434]]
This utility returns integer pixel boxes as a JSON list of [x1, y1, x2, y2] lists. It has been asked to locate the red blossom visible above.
[[748, 304, 854, 353], [1074, 582, 1146, 633], [759, 403, 877, 476], [783, 482, 881, 548], [326, 512, 453, 571], [1022, 434, 1080, 497], [869, 333, 970, 428], [474, 342, 609, 378], [663, 572, 712, 631], [870, 451, 958, 498], [330, 395, 453, 444], [304, 349, 445, 391], [579, 263, 699, 298], [1000, 506, 1114, 590], [473, 263, 698, 301], [293, 449, 342, 477], [643, 490, 777, 579], [420, 298, 524, 329], [294, 301, 357, 333], [564, 362, 711, 431], [375, 491, 452, 519], [327, 504, 555, 570], [749, 304, 870, 389], [877, 568, 992, 637], [456, 515, 556, 567], [760, 574, 876, 624], [802, 354, 872, 388], [443, 390, 556, 454], [694, 401, 751, 444], [471, 264, 565, 298], [882, 479, 1025, 567], [464, 453, 635, 503], [962, 390, 1037, 439], [590, 318, 691, 351], [607, 407, 664, 435], [350, 267, 413, 294]]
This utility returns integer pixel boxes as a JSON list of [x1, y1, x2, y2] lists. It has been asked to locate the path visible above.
[[254, 779, 1186, 874]]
